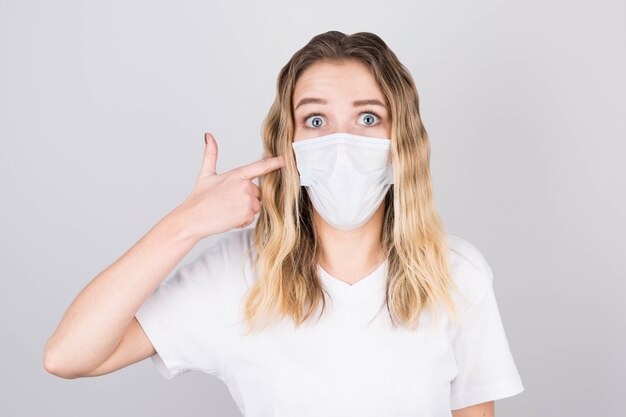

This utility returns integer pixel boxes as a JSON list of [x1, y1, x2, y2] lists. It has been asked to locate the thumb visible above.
[[200, 132, 218, 176]]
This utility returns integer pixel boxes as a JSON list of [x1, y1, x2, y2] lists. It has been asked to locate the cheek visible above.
[[381, 123, 391, 138], [365, 124, 391, 139]]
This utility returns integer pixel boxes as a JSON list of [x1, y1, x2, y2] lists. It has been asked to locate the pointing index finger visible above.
[[235, 155, 285, 180]]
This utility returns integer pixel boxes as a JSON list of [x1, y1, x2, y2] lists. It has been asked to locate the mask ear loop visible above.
[[385, 143, 395, 185], [385, 165, 395, 185]]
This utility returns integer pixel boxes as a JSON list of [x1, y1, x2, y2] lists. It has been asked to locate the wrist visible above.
[[159, 205, 202, 246]]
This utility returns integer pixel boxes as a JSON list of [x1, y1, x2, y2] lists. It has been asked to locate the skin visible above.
[[292, 59, 494, 417]]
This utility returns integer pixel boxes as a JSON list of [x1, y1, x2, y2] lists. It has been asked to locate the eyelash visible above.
[[302, 109, 383, 129]]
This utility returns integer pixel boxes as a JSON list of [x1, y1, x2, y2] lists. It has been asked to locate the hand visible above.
[[177, 132, 285, 240]]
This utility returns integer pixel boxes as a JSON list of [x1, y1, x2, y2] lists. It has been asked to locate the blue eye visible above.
[[303, 112, 325, 128], [359, 111, 381, 126], [301, 109, 383, 129]]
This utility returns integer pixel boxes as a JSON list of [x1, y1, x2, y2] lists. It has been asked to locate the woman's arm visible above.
[[43, 206, 199, 379], [43, 133, 283, 379], [452, 400, 494, 417]]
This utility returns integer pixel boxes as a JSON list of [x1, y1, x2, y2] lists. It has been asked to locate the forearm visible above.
[[44, 205, 199, 376]]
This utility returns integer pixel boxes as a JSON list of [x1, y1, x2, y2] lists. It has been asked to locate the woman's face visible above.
[[292, 59, 391, 142]]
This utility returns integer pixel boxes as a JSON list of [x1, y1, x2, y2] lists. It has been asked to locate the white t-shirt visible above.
[[135, 227, 524, 416]]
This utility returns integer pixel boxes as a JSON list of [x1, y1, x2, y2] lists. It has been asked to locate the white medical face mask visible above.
[[291, 132, 394, 231]]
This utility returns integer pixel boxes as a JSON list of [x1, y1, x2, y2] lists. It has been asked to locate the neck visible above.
[[314, 203, 387, 283]]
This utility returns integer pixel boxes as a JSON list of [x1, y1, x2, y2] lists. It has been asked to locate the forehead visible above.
[[293, 59, 385, 107]]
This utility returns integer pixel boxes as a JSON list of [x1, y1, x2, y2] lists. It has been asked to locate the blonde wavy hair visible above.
[[241, 30, 463, 334]]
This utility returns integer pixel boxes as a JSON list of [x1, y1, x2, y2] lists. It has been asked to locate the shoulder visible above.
[[446, 234, 495, 311], [194, 227, 257, 297], [446, 234, 493, 277], [197, 227, 255, 267]]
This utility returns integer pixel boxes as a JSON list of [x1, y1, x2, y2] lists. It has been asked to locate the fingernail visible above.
[[204, 133, 208, 144]]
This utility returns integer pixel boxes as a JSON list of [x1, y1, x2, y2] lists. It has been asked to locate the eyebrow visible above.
[[294, 97, 388, 111]]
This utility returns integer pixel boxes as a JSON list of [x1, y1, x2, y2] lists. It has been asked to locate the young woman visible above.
[[44, 31, 524, 417]]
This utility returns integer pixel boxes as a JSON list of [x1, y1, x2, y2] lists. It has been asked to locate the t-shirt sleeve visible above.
[[449, 263, 525, 410], [134, 245, 227, 380]]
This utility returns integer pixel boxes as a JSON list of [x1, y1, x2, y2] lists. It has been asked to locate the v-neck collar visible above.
[[317, 259, 388, 296]]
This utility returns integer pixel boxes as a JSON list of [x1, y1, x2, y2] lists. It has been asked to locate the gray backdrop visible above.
[[1, 0, 624, 416]]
